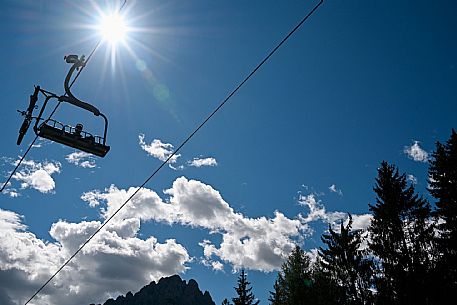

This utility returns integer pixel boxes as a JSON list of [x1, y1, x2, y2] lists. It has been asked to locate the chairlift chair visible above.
[[16, 55, 110, 157]]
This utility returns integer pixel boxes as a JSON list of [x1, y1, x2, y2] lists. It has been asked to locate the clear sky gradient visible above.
[[0, 1, 456, 305]]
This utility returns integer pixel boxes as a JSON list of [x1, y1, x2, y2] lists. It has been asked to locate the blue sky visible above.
[[0, 1, 456, 304]]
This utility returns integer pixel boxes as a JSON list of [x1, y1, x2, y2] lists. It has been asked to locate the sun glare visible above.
[[99, 13, 127, 44]]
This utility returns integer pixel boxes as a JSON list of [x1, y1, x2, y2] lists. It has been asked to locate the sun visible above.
[[98, 13, 127, 44]]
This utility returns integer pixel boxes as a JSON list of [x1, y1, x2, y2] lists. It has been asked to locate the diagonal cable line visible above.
[[23, 0, 323, 304]]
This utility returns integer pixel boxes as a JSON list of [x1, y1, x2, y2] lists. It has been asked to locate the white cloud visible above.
[[350, 214, 372, 231], [0, 208, 190, 305], [138, 134, 180, 164], [11, 159, 61, 193], [0, 174, 311, 304], [65, 152, 96, 168], [138, 135, 219, 171], [331, 214, 373, 250], [298, 194, 327, 223], [298, 192, 370, 238], [0, 181, 20, 198], [81, 177, 309, 272], [404, 141, 429, 162], [5, 189, 20, 198], [138, 134, 219, 171], [211, 261, 224, 271], [199, 253, 224, 272], [188, 157, 218, 168], [407, 174, 418, 185], [308, 248, 319, 263], [328, 184, 343, 196], [80, 190, 103, 207], [201, 211, 306, 272], [0, 209, 27, 231], [298, 194, 345, 224]]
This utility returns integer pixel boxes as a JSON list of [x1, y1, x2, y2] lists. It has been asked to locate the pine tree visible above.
[[269, 245, 314, 305], [268, 278, 286, 305], [222, 298, 232, 305], [369, 161, 434, 305], [311, 259, 342, 305], [232, 269, 259, 305], [319, 214, 373, 305], [428, 128, 457, 300]]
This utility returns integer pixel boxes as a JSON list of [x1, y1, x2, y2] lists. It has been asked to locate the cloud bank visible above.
[[0, 176, 372, 304], [83, 177, 309, 272], [0, 208, 190, 305]]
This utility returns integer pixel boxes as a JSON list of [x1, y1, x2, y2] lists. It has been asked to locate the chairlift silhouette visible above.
[[16, 55, 110, 157]]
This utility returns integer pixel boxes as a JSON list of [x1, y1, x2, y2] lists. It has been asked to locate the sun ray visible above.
[[126, 36, 174, 65]]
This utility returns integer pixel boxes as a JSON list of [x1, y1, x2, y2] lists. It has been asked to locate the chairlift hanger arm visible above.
[[61, 55, 101, 116], [58, 95, 101, 116]]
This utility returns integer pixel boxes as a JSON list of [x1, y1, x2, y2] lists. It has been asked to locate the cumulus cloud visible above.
[[3, 189, 20, 198], [326, 213, 372, 251], [188, 157, 218, 168], [331, 213, 373, 232], [11, 159, 61, 193], [211, 261, 224, 271], [80, 189, 103, 207], [65, 152, 96, 168], [299, 192, 373, 251], [404, 141, 429, 162], [138, 134, 219, 171], [0, 181, 19, 198], [407, 174, 418, 185], [298, 194, 326, 222], [0, 208, 190, 305], [199, 253, 224, 272], [298, 194, 345, 224], [81, 177, 309, 272], [350, 214, 373, 231], [138, 134, 180, 164], [297, 191, 371, 244], [328, 184, 343, 196]]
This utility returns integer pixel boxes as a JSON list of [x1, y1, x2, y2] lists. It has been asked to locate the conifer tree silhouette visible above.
[[319, 214, 373, 305], [428, 129, 457, 302], [232, 269, 259, 305], [369, 162, 433, 305], [269, 245, 314, 305]]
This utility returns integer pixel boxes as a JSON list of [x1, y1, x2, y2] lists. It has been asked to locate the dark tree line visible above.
[[223, 129, 457, 305]]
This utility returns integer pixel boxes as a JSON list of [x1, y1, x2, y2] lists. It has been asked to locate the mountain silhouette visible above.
[[90, 275, 215, 305]]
